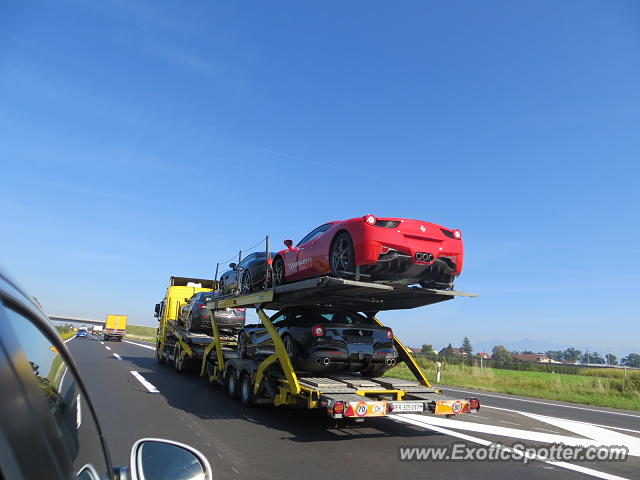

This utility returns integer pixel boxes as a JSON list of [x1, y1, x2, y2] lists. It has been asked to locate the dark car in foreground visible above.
[[237, 307, 398, 376], [219, 251, 276, 295], [179, 291, 246, 332], [0, 267, 212, 480]]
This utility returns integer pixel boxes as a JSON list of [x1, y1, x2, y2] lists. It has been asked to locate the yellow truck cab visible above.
[[104, 314, 127, 341], [154, 277, 216, 351]]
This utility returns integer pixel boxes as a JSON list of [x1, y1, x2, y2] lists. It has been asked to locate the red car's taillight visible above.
[[453, 229, 462, 239], [312, 325, 326, 337], [386, 328, 393, 340], [363, 214, 377, 225]]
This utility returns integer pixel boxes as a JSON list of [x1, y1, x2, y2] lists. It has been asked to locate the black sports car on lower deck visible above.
[[236, 307, 398, 376], [219, 251, 275, 295]]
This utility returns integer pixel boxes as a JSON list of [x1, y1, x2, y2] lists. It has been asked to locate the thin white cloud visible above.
[[144, 41, 224, 78], [251, 145, 395, 187]]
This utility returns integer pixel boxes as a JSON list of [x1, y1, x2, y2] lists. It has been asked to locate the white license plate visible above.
[[392, 402, 424, 413]]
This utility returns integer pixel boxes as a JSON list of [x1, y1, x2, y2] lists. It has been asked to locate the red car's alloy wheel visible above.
[[331, 233, 355, 275]]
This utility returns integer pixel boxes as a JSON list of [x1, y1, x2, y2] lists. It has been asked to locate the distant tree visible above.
[[563, 347, 582, 363], [545, 350, 564, 362], [622, 353, 640, 368], [522, 350, 534, 355], [605, 354, 618, 366], [421, 344, 434, 355], [492, 345, 513, 363], [441, 343, 455, 357], [583, 352, 604, 364], [461, 337, 473, 356]]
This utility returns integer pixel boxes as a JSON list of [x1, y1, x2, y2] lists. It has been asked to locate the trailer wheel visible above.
[[240, 373, 254, 406], [156, 341, 166, 364], [226, 368, 239, 398]]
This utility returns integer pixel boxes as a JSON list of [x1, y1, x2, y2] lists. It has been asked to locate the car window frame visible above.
[[240, 253, 257, 267], [296, 223, 332, 247], [0, 274, 115, 479]]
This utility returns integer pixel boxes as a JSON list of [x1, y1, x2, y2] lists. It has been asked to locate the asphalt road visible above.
[[68, 336, 640, 480]]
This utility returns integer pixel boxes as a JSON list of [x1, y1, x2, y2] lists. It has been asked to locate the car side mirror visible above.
[[127, 438, 212, 480], [284, 239, 294, 251], [229, 262, 237, 269]]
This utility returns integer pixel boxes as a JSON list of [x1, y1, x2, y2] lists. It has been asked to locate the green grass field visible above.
[[55, 326, 76, 341], [125, 324, 157, 342], [386, 360, 640, 411]]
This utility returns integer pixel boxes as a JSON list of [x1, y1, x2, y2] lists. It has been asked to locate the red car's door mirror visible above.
[[284, 239, 294, 250]]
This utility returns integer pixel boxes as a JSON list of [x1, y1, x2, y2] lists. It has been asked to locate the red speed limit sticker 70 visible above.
[[346, 401, 387, 417]]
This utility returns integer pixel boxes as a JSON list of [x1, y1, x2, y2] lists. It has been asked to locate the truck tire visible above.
[[240, 373, 254, 406], [174, 344, 184, 373], [156, 341, 166, 364], [226, 368, 239, 398]]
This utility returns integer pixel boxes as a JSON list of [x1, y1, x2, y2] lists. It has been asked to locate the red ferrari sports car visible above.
[[272, 214, 463, 289]]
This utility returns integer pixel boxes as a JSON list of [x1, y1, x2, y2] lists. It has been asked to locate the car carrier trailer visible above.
[[155, 276, 480, 421]]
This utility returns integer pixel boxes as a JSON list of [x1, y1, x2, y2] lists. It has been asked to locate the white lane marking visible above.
[[498, 420, 520, 426], [105, 346, 111, 351], [443, 387, 640, 418], [113, 353, 122, 360], [518, 411, 640, 457], [76, 394, 82, 429], [124, 340, 155, 351], [392, 413, 640, 457], [391, 415, 630, 480], [64, 336, 75, 344], [130, 371, 159, 393], [485, 405, 640, 435], [100, 341, 104, 345], [535, 427, 560, 434], [59, 367, 69, 389]]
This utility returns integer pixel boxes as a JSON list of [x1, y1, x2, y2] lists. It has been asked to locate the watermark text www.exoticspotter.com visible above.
[[399, 443, 628, 465]]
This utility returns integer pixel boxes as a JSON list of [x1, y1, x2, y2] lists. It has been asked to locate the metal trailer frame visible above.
[[156, 276, 479, 419]]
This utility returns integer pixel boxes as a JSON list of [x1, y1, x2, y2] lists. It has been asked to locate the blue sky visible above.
[[1, 1, 639, 356]]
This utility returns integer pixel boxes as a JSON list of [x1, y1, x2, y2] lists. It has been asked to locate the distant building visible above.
[[514, 353, 558, 364], [478, 352, 492, 359], [439, 347, 468, 357], [408, 347, 438, 355]]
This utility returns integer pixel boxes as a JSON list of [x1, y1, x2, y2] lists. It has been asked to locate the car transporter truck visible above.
[[154, 274, 480, 422]]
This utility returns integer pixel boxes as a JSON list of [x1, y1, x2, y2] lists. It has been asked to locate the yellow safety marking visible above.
[[209, 290, 275, 310], [354, 389, 407, 400], [253, 306, 300, 397]]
